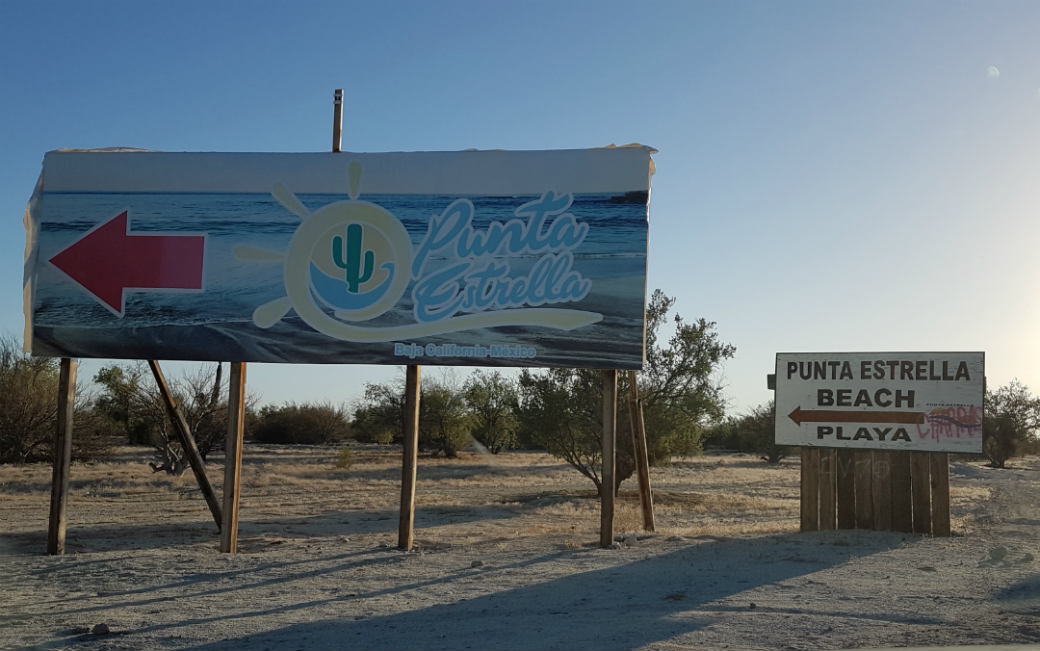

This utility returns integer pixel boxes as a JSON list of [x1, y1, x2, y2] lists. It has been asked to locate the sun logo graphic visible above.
[[235, 161, 604, 343], [234, 162, 413, 341]]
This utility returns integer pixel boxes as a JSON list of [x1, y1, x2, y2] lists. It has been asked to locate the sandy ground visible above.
[[1, 444, 1038, 651]]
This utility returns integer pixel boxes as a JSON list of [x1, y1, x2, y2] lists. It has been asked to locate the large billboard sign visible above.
[[24, 147, 654, 368], [775, 352, 985, 453]]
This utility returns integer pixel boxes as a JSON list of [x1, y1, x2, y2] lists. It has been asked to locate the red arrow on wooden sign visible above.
[[49, 211, 206, 316], [788, 406, 926, 426]]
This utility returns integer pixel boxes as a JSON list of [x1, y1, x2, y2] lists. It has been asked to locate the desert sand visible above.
[[1, 445, 1038, 650]]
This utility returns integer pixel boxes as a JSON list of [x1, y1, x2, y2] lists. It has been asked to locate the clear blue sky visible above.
[[3, 1, 1039, 415]]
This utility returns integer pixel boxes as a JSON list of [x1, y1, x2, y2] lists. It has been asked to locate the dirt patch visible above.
[[1, 446, 1038, 649]]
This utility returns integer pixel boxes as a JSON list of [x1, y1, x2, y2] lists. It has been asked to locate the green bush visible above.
[[252, 402, 351, 445], [0, 337, 113, 463], [464, 370, 519, 454], [334, 446, 355, 469], [983, 380, 1040, 468], [703, 402, 789, 464]]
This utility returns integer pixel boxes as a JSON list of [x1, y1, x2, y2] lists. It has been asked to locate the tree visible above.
[[352, 380, 407, 444], [93, 363, 157, 445], [352, 375, 472, 456], [983, 379, 1040, 468], [173, 363, 232, 459], [517, 367, 605, 489], [736, 402, 787, 463], [464, 370, 519, 453], [517, 289, 735, 493], [420, 378, 472, 457], [0, 336, 109, 463], [93, 362, 229, 474], [0, 337, 62, 463]]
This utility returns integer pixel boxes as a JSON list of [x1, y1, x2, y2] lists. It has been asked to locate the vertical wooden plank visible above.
[[854, 450, 874, 529], [600, 370, 618, 548], [220, 362, 247, 554], [626, 371, 655, 532], [800, 448, 820, 532], [836, 449, 856, 529], [148, 360, 223, 528], [817, 448, 836, 530], [930, 452, 951, 536], [872, 451, 893, 531], [47, 358, 77, 555], [890, 451, 913, 532], [398, 365, 421, 550], [910, 452, 932, 534]]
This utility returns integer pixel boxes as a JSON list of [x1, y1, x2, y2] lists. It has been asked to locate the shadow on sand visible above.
[[182, 531, 931, 651]]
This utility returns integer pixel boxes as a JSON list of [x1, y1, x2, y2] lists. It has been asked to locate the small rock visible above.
[[470, 560, 484, 568], [91, 623, 110, 636]]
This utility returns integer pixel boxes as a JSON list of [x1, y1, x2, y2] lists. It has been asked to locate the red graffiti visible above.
[[917, 405, 982, 441]]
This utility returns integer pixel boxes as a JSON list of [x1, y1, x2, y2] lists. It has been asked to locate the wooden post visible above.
[[625, 371, 655, 532], [836, 449, 856, 529], [148, 360, 223, 529], [800, 447, 819, 532], [398, 365, 421, 550], [47, 358, 77, 555], [220, 362, 247, 553], [332, 89, 343, 153], [929, 452, 951, 536], [854, 450, 874, 529], [818, 448, 836, 530], [600, 369, 617, 547], [890, 451, 913, 532], [910, 452, 932, 534], [872, 451, 893, 531]]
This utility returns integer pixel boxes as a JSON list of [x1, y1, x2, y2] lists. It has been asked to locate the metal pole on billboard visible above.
[[330, 88, 421, 550], [47, 358, 77, 555], [600, 369, 617, 547], [333, 88, 343, 153]]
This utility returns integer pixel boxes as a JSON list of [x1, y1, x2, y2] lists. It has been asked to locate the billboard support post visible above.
[[626, 370, 655, 532], [221, 362, 248, 553], [148, 360, 223, 529], [599, 369, 617, 548], [46, 358, 77, 555], [399, 365, 421, 550]]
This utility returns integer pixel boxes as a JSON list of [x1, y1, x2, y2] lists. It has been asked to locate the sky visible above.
[[3, 0, 1039, 416]]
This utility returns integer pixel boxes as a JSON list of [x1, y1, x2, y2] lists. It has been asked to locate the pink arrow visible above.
[[49, 211, 205, 315]]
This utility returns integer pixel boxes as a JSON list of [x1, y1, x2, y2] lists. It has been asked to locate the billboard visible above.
[[25, 147, 654, 368], [775, 352, 985, 453]]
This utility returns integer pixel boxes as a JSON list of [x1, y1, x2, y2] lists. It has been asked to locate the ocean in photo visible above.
[[29, 191, 648, 368]]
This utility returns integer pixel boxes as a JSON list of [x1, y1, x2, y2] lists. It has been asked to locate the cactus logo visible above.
[[236, 162, 413, 341], [306, 203, 408, 319]]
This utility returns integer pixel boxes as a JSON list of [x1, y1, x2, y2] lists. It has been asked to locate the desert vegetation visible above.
[[2, 286, 1039, 482]]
